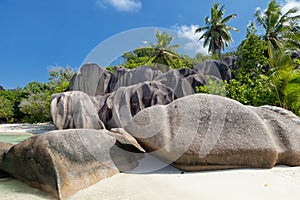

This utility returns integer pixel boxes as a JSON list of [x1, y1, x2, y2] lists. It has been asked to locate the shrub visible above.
[[0, 96, 14, 122]]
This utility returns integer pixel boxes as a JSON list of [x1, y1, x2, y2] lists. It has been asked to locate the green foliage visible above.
[[270, 66, 300, 115], [148, 30, 181, 51], [196, 78, 226, 96], [183, 53, 212, 65], [122, 48, 193, 70], [122, 48, 155, 69], [51, 81, 70, 94], [236, 22, 268, 75], [19, 92, 51, 123], [48, 66, 76, 88], [255, 0, 300, 49], [195, 2, 239, 58], [122, 30, 193, 70], [23, 81, 49, 95], [0, 95, 14, 122], [255, 0, 300, 68], [196, 74, 277, 107], [0, 66, 76, 124], [226, 73, 277, 106], [0, 88, 26, 122], [106, 66, 115, 73], [196, 22, 277, 109]]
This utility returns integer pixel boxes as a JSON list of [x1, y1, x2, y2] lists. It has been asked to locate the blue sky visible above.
[[0, 0, 299, 89]]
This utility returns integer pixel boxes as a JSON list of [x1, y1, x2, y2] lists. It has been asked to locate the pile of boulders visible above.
[[1, 63, 300, 199]]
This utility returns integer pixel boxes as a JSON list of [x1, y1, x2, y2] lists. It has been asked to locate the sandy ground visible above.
[[0, 123, 55, 134], [0, 123, 300, 200], [0, 166, 300, 200]]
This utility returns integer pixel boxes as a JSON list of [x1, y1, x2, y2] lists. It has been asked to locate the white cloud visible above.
[[97, 0, 142, 12], [173, 24, 209, 55], [281, 0, 300, 17]]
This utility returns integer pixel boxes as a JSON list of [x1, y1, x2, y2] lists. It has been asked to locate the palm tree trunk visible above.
[[268, 41, 274, 69]]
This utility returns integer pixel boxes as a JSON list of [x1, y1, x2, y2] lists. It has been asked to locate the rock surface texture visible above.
[[50, 91, 105, 130], [110, 66, 163, 92], [193, 60, 232, 81], [0, 142, 13, 178], [69, 63, 113, 96], [4, 62, 300, 199], [99, 81, 175, 129], [0, 129, 144, 199], [125, 94, 300, 171], [54, 64, 210, 129], [153, 68, 207, 98]]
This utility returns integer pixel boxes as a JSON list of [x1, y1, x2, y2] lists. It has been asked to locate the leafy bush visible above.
[[0, 96, 14, 122], [19, 92, 51, 123], [0, 88, 26, 122], [270, 66, 300, 116], [226, 73, 277, 106], [195, 78, 226, 96], [236, 22, 268, 75], [196, 73, 277, 107]]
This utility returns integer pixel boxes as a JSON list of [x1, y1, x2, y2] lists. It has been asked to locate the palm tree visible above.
[[144, 30, 189, 70], [255, 0, 300, 67], [270, 65, 300, 115], [195, 3, 239, 59], [268, 47, 300, 115]]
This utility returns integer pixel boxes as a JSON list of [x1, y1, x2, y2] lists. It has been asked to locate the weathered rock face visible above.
[[0, 142, 13, 178], [52, 80, 175, 130], [68, 64, 163, 96], [0, 129, 144, 199], [50, 91, 105, 130], [249, 106, 300, 166], [0, 85, 4, 91], [154, 68, 207, 98], [99, 81, 175, 129], [110, 66, 163, 92], [193, 60, 232, 81], [69, 63, 113, 96], [292, 51, 300, 59], [220, 56, 240, 71], [125, 94, 300, 171]]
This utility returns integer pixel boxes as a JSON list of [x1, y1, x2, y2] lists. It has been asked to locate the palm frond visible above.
[[222, 14, 237, 24], [195, 26, 209, 33]]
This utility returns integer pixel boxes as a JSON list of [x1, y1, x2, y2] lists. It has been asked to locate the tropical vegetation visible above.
[[0, 0, 299, 124], [195, 2, 239, 58], [0, 66, 76, 123], [196, 1, 300, 116], [122, 29, 193, 71]]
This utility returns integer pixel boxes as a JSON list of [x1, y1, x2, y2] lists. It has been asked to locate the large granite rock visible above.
[[125, 94, 300, 171], [99, 81, 175, 129], [51, 81, 175, 130], [193, 60, 232, 81], [50, 91, 105, 130], [291, 51, 300, 59], [0, 129, 144, 199], [154, 68, 207, 98], [69, 63, 113, 96], [0, 142, 13, 178], [110, 66, 163, 92], [220, 56, 240, 71], [0, 85, 4, 91], [68, 64, 163, 96]]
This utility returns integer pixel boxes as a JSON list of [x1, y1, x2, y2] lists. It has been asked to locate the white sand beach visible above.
[[0, 166, 300, 200], [0, 123, 55, 134], [0, 124, 300, 200]]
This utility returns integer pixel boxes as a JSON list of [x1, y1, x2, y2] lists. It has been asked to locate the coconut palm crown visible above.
[[195, 3, 239, 58], [255, 0, 300, 50]]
